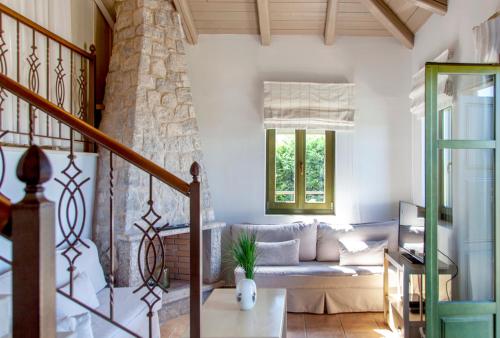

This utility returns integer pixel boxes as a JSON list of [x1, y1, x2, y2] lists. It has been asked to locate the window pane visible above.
[[439, 107, 453, 222], [305, 131, 326, 203], [275, 130, 296, 203], [438, 74, 495, 140], [438, 148, 495, 302]]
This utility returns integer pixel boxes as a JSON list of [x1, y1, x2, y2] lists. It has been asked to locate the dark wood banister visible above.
[[0, 73, 191, 196], [0, 3, 94, 59]]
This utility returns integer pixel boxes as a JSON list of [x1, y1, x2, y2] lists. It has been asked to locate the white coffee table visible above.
[[185, 288, 287, 338]]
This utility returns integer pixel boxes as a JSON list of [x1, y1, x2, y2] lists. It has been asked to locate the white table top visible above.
[[185, 288, 287, 338]]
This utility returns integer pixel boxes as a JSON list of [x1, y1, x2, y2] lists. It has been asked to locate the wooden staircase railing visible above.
[[0, 71, 202, 337]]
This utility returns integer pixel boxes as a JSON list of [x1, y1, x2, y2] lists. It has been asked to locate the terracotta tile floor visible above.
[[160, 312, 398, 338]]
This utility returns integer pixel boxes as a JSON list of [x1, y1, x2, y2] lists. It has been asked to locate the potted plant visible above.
[[230, 231, 257, 310]]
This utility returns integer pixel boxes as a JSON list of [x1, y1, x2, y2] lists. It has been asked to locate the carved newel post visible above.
[[12, 145, 55, 338]]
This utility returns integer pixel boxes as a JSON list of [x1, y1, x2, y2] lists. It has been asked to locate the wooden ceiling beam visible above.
[[256, 0, 271, 45], [324, 0, 339, 45], [413, 0, 447, 16], [173, 0, 198, 45], [360, 0, 414, 48]]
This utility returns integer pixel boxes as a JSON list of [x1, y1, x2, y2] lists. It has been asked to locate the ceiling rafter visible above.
[[324, 0, 339, 45], [360, 0, 414, 49], [173, 0, 198, 45], [413, 0, 447, 16], [256, 0, 272, 45]]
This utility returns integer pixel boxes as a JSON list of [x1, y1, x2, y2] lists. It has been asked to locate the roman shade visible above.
[[409, 49, 454, 118], [263, 81, 355, 131], [473, 13, 500, 63]]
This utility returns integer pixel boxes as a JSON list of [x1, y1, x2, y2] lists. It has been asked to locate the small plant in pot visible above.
[[230, 231, 257, 310]]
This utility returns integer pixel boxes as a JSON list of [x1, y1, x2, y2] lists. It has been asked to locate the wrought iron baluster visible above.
[[27, 30, 40, 94], [16, 20, 19, 133], [0, 13, 8, 132], [77, 55, 87, 121], [133, 174, 168, 338], [55, 44, 65, 138], [55, 128, 90, 296], [27, 30, 40, 144], [70, 50, 73, 116], [109, 152, 115, 320], [46, 35, 49, 136]]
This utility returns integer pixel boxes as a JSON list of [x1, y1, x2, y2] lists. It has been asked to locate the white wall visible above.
[[186, 35, 413, 225]]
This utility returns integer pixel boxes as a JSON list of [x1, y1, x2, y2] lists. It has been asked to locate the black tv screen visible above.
[[398, 201, 425, 263]]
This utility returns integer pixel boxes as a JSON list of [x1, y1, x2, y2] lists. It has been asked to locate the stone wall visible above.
[[93, 0, 214, 286]]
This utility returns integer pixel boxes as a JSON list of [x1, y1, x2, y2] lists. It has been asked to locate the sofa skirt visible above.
[[235, 267, 383, 314], [286, 287, 383, 314]]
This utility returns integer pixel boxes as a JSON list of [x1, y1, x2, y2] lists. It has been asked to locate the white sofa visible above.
[[233, 220, 398, 314], [0, 239, 161, 338]]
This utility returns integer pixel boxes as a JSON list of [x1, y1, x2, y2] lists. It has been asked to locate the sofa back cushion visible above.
[[339, 239, 388, 266], [232, 223, 317, 261], [316, 220, 398, 262], [256, 240, 300, 266]]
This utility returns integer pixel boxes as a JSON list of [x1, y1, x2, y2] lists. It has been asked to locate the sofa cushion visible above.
[[316, 220, 398, 261], [91, 287, 162, 338], [339, 240, 388, 266], [256, 239, 300, 266], [57, 272, 100, 321], [56, 239, 107, 292], [232, 223, 318, 261], [235, 261, 383, 290]]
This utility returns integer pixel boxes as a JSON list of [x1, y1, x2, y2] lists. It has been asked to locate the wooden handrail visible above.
[[0, 3, 94, 59], [0, 73, 191, 196]]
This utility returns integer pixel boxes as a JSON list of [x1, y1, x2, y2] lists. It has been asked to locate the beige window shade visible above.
[[409, 49, 454, 117], [263, 81, 355, 131]]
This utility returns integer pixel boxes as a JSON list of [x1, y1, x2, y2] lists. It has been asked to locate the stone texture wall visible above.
[[93, 0, 214, 286]]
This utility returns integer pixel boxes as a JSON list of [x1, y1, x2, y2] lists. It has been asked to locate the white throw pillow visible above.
[[256, 239, 300, 266], [56, 272, 100, 321], [339, 239, 388, 266]]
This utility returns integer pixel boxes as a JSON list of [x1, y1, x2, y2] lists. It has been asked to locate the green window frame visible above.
[[266, 129, 335, 215]]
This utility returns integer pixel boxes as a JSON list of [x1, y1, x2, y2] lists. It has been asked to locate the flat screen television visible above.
[[398, 201, 426, 264]]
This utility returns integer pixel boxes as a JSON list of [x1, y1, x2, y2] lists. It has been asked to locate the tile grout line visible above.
[[303, 314, 308, 338], [339, 315, 347, 338]]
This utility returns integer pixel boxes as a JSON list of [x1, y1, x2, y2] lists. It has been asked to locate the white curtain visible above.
[[334, 132, 360, 224], [473, 14, 500, 63], [0, 0, 72, 147], [263, 81, 355, 131]]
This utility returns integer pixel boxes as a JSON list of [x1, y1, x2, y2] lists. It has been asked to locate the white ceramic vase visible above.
[[236, 278, 257, 310]]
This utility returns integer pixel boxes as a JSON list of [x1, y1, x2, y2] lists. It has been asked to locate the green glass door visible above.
[[425, 63, 500, 338]]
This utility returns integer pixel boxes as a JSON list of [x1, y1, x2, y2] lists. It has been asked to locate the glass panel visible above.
[[305, 131, 326, 203], [437, 148, 495, 302], [438, 74, 495, 140], [275, 129, 296, 203]]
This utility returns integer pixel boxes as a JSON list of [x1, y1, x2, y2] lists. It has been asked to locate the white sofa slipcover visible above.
[[0, 239, 161, 338], [233, 220, 398, 314]]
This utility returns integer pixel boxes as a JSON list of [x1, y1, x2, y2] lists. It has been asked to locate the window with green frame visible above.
[[438, 106, 453, 223], [266, 129, 335, 215]]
